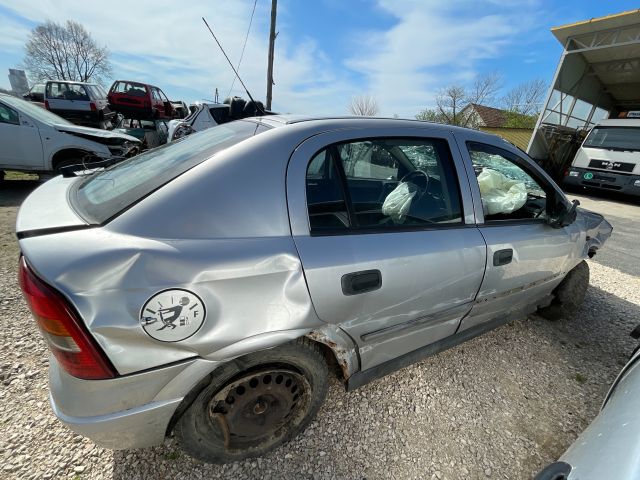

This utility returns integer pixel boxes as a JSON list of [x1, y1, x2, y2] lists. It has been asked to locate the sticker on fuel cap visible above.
[[140, 289, 206, 342]]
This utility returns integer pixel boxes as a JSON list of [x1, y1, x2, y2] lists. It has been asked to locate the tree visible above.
[[348, 95, 379, 116], [23, 20, 111, 83], [501, 78, 547, 116], [415, 72, 502, 127]]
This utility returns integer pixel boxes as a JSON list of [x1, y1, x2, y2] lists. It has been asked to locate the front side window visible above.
[[0, 103, 19, 125], [468, 142, 547, 221], [306, 137, 463, 234]]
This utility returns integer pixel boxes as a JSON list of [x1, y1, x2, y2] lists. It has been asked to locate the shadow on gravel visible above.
[[515, 284, 638, 474], [108, 285, 639, 480], [0, 179, 43, 207]]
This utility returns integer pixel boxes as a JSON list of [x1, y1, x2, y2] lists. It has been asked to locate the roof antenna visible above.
[[202, 17, 266, 115]]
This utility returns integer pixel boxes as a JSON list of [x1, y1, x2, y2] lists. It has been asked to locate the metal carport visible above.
[[527, 9, 640, 179]]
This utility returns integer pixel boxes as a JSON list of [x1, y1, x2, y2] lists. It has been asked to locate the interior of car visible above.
[[306, 138, 463, 232], [467, 142, 549, 222]]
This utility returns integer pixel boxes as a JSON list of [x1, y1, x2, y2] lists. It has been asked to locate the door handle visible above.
[[493, 249, 513, 266], [341, 270, 382, 296]]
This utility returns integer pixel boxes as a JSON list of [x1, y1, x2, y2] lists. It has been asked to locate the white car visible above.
[[167, 101, 229, 142], [45, 80, 114, 129], [0, 93, 140, 176], [167, 97, 267, 142]]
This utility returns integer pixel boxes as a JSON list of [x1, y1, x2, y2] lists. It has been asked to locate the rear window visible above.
[[111, 81, 147, 96], [73, 121, 270, 223]]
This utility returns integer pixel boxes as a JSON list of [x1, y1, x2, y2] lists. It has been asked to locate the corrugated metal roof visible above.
[[551, 9, 640, 47]]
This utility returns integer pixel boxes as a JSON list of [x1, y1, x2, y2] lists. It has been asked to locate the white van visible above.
[[45, 80, 114, 129], [564, 118, 640, 196], [0, 93, 139, 177]]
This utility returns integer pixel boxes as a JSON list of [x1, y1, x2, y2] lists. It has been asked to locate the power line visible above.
[[227, 0, 258, 98]]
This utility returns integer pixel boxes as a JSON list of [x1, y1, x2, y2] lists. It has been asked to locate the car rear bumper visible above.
[[51, 392, 181, 449], [563, 167, 640, 196], [48, 355, 221, 449]]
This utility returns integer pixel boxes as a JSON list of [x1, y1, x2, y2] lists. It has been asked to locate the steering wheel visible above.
[[400, 170, 429, 196]]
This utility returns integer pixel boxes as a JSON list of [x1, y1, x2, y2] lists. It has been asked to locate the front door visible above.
[[0, 101, 43, 169], [456, 138, 581, 331], [287, 127, 487, 371]]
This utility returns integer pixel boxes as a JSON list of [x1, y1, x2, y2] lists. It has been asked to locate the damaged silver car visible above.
[[17, 116, 612, 463]]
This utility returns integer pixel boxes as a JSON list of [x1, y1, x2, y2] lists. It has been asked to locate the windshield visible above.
[[583, 126, 640, 151], [1, 95, 73, 125], [74, 120, 270, 223]]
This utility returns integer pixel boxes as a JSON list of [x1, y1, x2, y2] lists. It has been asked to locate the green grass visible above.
[[164, 451, 180, 461], [3, 171, 39, 181]]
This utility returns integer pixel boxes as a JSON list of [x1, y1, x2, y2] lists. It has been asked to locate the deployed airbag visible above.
[[382, 182, 418, 223], [477, 168, 527, 215]]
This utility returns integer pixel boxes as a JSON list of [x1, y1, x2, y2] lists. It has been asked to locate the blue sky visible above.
[[0, 0, 638, 117]]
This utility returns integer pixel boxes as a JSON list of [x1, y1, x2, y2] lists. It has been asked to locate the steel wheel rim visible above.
[[208, 369, 312, 452]]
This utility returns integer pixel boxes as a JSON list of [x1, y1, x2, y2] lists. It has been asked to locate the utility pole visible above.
[[266, 0, 277, 110]]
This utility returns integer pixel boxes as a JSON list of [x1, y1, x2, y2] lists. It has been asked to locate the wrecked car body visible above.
[[167, 97, 271, 141], [0, 93, 140, 175], [113, 116, 169, 150], [17, 116, 611, 463]]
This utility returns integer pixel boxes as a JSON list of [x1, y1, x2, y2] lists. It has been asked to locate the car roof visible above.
[[45, 80, 98, 86], [113, 80, 152, 88], [253, 114, 489, 136]]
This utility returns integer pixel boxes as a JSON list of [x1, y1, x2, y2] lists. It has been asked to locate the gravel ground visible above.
[[1, 180, 638, 480]]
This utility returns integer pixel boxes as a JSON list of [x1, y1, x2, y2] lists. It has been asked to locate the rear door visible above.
[[287, 126, 487, 371], [455, 133, 581, 331]]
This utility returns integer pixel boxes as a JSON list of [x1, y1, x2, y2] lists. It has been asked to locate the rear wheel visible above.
[[174, 338, 329, 463], [538, 260, 590, 320]]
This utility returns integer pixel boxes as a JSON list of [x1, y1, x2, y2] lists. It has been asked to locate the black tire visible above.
[[538, 260, 590, 320], [174, 338, 329, 464]]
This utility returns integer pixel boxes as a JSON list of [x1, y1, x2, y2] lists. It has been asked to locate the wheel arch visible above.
[[50, 148, 95, 172], [164, 330, 359, 437]]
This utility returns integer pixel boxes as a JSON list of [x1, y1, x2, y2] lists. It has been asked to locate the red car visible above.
[[107, 80, 180, 120]]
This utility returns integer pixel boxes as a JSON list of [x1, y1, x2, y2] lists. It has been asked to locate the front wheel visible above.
[[538, 260, 590, 320], [174, 338, 329, 463]]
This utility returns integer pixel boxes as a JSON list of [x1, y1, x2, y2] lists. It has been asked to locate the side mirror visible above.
[[548, 199, 579, 228]]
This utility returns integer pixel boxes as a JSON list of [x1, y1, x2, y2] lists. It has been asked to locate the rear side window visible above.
[[46, 83, 89, 101], [74, 121, 270, 223], [306, 137, 463, 234]]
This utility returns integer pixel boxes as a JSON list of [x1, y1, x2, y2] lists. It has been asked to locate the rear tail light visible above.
[[18, 256, 116, 380], [89, 102, 97, 112], [44, 100, 50, 110]]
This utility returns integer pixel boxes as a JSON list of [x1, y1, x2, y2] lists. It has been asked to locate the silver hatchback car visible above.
[[17, 116, 612, 463]]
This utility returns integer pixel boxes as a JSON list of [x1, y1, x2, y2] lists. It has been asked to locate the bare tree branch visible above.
[[23, 20, 111, 84], [501, 78, 547, 116], [348, 95, 379, 116], [416, 72, 503, 127]]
